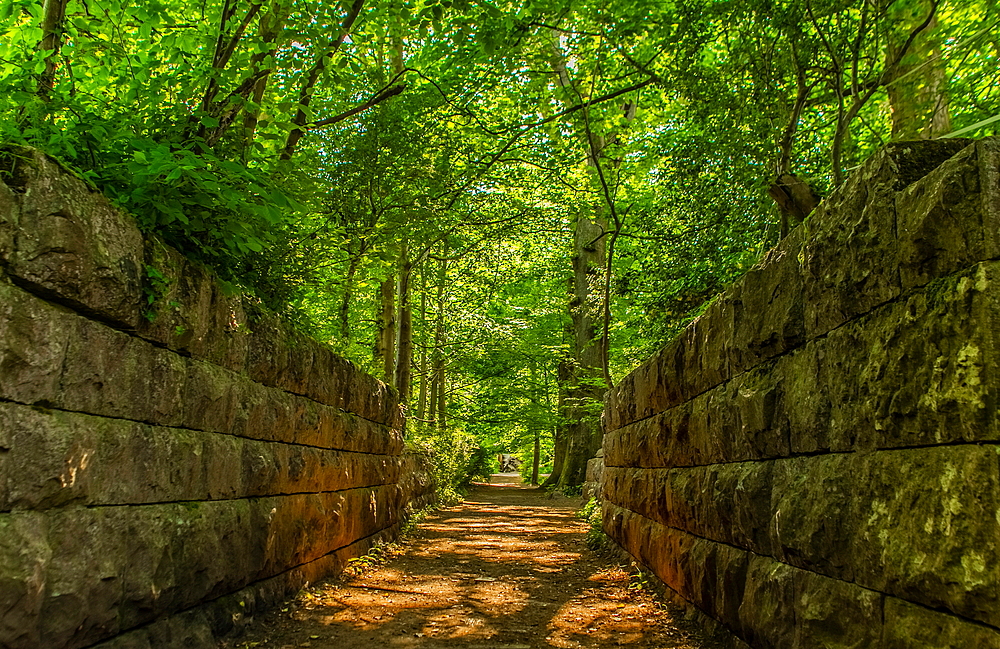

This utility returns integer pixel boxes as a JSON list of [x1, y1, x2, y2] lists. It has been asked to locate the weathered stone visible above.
[[736, 556, 799, 649], [0, 487, 401, 649], [802, 139, 973, 339], [729, 226, 806, 375], [853, 445, 1000, 627], [0, 512, 50, 649], [5, 148, 144, 329], [0, 402, 400, 511], [0, 148, 423, 649], [712, 361, 792, 462], [793, 570, 884, 649], [604, 336, 685, 432], [134, 238, 249, 372], [768, 455, 857, 582], [801, 262, 999, 452], [0, 174, 17, 265], [0, 279, 71, 406], [399, 448, 436, 512], [182, 359, 238, 435], [678, 539, 750, 632], [883, 597, 1000, 649], [896, 142, 994, 290], [59, 318, 188, 427], [602, 139, 1000, 649], [719, 461, 774, 556], [785, 337, 854, 453], [678, 293, 733, 403]]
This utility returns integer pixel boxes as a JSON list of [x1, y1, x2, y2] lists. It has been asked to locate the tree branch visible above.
[[307, 82, 406, 129]]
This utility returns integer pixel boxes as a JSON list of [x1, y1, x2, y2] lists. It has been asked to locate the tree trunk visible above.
[[544, 33, 611, 490], [531, 428, 540, 486], [393, 246, 413, 404], [541, 357, 572, 488], [240, 0, 293, 151], [416, 263, 428, 421], [36, 0, 67, 100], [338, 251, 362, 341], [886, 6, 950, 139], [281, 0, 366, 160], [375, 276, 396, 383], [433, 256, 448, 430]]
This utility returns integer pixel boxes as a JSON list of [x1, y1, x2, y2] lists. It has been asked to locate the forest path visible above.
[[224, 484, 716, 649]]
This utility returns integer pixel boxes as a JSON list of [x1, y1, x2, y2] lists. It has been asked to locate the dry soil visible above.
[[222, 483, 718, 649]]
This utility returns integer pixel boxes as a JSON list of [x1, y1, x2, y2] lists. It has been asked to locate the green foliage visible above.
[[578, 497, 610, 551], [3, 0, 997, 490], [409, 426, 490, 505], [141, 265, 171, 322]]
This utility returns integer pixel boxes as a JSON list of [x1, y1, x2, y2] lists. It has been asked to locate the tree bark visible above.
[[338, 251, 362, 341], [416, 262, 429, 421], [544, 34, 611, 489], [281, 0, 366, 160], [886, 5, 951, 139], [375, 276, 396, 384], [541, 357, 572, 488], [432, 255, 448, 430], [394, 246, 413, 404], [36, 0, 68, 100]]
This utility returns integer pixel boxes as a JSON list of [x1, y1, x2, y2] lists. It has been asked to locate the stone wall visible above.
[[602, 137, 1000, 648], [0, 148, 432, 649]]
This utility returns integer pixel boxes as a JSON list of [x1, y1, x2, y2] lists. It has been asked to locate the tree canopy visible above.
[[3, 0, 998, 490]]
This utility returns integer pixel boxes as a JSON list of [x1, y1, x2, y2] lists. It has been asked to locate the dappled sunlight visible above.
[[230, 484, 711, 649]]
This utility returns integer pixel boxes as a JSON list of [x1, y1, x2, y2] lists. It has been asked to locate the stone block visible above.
[[883, 597, 1000, 649], [134, 238, 248, 372], [711, 361, 792, 462], [5, 148, 144, 329], [871, 262, 999, 448], [678, 293, 733, 403], [729, 226, 806, 375], [813, 261, 1000, 451], [0, 401, 401, 510], [737, 556, 799, 649], [896, 141, 996, 290], [0, 174, 17, 264], [59, 318, 187, 426], [244, 314, 293, 395], [182, 359, 238, 435], [0, 512, 51, 649], [792, 570, 884, 649], [603, 405, 688, 469], [853, 445, 1000, 627], [768, 455, 857, 582], [721, 461, 774, 556], [0, 279, 71, 407], [802, 139, 973, 339], [785, 338, 855, 454], [0, 488, 401, 649], [604, 336, 685, 432], [231, 378, 296, 443]]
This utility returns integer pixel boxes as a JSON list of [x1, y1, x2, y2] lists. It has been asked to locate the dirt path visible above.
[[225, 484, 716, 649]]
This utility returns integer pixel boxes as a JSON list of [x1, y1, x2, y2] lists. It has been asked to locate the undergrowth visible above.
[[343, 502, 439, 578], [578, 497, 611, 551]]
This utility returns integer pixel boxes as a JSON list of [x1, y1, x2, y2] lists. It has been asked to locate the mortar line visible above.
[[605, 502, 1000, 635], [3, 272, 398, 429], [0, 395, 403, 458], [74, 520, 404, 649], [600, 438, 1000, 472], [0, 482, 405, 514], [606, 256, 999, 433]]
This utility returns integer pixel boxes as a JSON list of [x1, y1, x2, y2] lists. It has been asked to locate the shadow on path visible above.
[[223, 483, 714, 649]]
